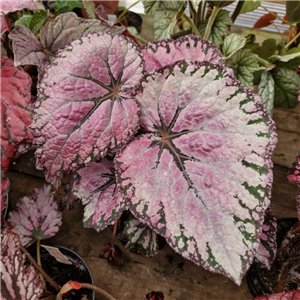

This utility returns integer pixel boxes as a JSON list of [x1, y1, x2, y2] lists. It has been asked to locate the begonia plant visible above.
[[1, 1, 300, 299]]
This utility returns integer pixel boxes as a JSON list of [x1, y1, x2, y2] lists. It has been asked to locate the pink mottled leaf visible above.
[[8, 184, 62, 247], [71, 159, 126, 231], [1, 56, 33, 173], [141, 34, 225, 73], [32, 32, 144, 188], [255, 207, 277, 267], [288, 151, 300, 187], [116, 61, 277, 284], [9, 13, 126, 78], [0, 230, 43, 300], [0, 0, 37, 15]]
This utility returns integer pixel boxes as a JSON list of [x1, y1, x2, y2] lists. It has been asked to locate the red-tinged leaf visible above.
[[8, 184, 62, 247], [116, 60, 277, 284], [0, 0, 37, 15], [60, 281, 82, 295], [250, 290, 300, 300], [71, 159, 127, 231], [255, 207, 277, 267], [0, 229, 43, 300], [288, 152, 300, 187], [282, 14, 288, 25], [9, 13, 126, 79], [1, 16, 9, 35], [253, 13, 277, 29], [141, 35, 224, 73], [32, 32, 144, 188], [1, 56, 33, 173], [145, 291, 164, 300]]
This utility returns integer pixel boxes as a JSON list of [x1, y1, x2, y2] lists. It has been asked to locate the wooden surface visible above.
[[6, 150, 298, 300], [272, 105, 300, 168]]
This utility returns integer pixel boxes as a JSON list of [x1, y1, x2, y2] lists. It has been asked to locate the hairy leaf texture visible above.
[[141, 34, 224, 73], [32, 32, 144, 188], [116, 60, 277, 284], [0, 230, 43, 300], [1, 56, 33, 174], [8, 185, 62, 247], [71, 159, 126, 231]]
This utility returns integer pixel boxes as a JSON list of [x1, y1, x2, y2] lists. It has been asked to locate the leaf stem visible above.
[[80, 283, 118, 300], [182, 13, 200, 36], [19, 242, 61, 292], [260, 4, 297, 29], [111, 217, 120, 246], [117, 0, 141, 21], [203, 6, 220, 40], [36, 239, 47, 290], [285, 31, 300, 51], [255, 55, 270, 67], [231, 0, 244, 23]]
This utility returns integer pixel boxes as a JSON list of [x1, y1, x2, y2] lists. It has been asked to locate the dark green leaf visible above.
[[272, 67, 300, 108], [28, 10, 48, 35], [14, 14, 33, 28], [258, 71, 275, 115], [53, 1, 83, 15], [286, 1, 300, 23], [226, 49, 260, 88], [198, 9, 232, 48], [276, 56, 300, 72], [212, 1, 235, 8], [252, 39, 284, 61]]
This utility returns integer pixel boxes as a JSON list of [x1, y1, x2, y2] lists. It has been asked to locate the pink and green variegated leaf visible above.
[[1, 16, 9, 34], [0, 230, 43, 300], [255, 207, 277, 267], [9, 13, 126, 79], [8, 184, 62, 247], [32, 32, 144, 188], [116, 61, 277, 284], [124, 213, 160, 256], [71, 159, 126, 231], [1, 56, 33, 165], [0, 0, 37, 15], [141, 35, 225, 73]]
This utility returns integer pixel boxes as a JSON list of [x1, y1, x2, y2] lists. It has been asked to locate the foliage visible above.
[[0, 230, 43, 300], [0, 0, 299, 299]]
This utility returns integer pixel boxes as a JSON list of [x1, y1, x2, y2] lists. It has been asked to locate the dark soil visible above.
[[29, 246, 94, 300]]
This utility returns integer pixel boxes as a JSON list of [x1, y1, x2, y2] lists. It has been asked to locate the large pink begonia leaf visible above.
[[1, 56, 33, 173], [71, 159, 126, 231], [8, 184, 62, 247], [116, 61, 277, 285], [141, 35, 225, 73], [0, 230, 43, 300], [9, 13, 126, 78], [0, 0, 37, 15], [32, 32, 144, 188]]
